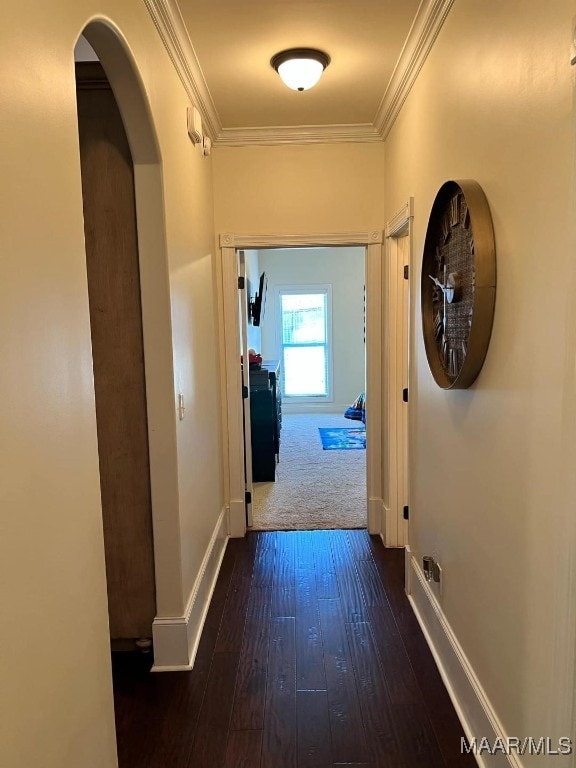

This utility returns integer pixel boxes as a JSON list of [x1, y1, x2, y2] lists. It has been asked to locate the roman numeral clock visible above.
[[421, 180, 497, 389]]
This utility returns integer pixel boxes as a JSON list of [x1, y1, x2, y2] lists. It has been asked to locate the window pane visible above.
[[283, 346, 327, 396], [281, 293, 326, 345]]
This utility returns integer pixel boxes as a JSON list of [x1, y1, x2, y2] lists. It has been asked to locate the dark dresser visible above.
[[249, 359, 282, 481]]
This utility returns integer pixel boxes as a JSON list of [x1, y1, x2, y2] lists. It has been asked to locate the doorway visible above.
[[219, 232, 384, 538], [76, 60, 156, 646], [73, 25, 182, 667], [241, 246, 367, 530]]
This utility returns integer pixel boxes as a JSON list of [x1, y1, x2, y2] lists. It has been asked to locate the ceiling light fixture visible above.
[[271, 48, 330, 92]]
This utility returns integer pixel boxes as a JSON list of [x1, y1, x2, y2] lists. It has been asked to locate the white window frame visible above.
[[276, 284, 334, 403]]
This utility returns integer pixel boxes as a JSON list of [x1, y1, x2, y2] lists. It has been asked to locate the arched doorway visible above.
[[74, 22, 182, 665]]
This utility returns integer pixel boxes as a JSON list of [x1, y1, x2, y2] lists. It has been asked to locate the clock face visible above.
[[421, 180, 496, 389]]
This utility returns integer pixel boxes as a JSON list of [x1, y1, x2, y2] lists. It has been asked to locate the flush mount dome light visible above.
[[271, 48, 330, 91]]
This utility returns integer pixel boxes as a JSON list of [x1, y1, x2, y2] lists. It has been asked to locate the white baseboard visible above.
[[405, 544, 412, 592], [383, 504, 393, 545], [151, 507, 228, 671], [406, 550, 520, 768], [381, 503, 407, 548], [228, 499, 246, 538], [367, 497, 383, 535]]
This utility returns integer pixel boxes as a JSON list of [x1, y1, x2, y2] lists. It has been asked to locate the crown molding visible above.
[[220, 231, 383, 248], [144, 0, 221, 139], [214, 123, 381, 147], [374, 0, 455, 139], [146, 0, 453, 147]]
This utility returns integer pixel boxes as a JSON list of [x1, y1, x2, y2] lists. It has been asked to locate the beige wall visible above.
[[212, 142, 386, 235], [1, 3, 223, 767], [211, 141, 385, 520], [384, 0, 576, 751]]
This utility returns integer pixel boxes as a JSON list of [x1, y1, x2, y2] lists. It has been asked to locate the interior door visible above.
[[238, 250, 254, 527], [76, 62, 156, 642]]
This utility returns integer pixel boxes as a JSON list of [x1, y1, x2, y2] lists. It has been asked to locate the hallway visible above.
[[113, 530, 473, 767]]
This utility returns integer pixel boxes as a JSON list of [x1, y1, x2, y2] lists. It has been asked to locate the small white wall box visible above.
[[202, 136, 212, 157], [187, 106, 203, 144]]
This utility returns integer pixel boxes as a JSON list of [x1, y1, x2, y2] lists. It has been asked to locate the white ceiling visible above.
[[78, 0, 452, 145], [176, 0, 421, 130]]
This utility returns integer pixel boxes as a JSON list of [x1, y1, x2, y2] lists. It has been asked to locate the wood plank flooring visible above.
[[112, 530, 475, 768]]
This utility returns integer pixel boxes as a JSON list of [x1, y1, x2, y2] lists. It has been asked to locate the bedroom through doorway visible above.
[[243, 246, 367, 530]]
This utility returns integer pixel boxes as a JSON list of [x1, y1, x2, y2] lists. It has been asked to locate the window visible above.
[[278, 287, 332, 399]]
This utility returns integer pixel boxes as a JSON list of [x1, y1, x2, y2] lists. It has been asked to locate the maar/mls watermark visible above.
[[461, 737, 573, 757]]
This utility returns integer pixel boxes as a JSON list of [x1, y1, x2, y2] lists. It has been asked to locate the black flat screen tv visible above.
[[251, 271, 267, 327]]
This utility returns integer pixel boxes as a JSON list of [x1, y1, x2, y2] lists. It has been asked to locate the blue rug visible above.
[[318, 426, 366, 450]]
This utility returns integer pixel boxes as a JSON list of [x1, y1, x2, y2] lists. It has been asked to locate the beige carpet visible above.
[[251, 412, 367, 530]]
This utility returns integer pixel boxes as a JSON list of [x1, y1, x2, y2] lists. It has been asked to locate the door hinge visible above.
[[238, 276, 245, 289], [242, 385, 249, 399], [403, 505, 409, 520], [402, 387, 409, 403], [403, 265, 409, 280], [245, 490, 252, 504]]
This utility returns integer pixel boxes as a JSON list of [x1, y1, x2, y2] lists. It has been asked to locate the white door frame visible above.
[[219, 231, 384, 537], [237, 250, 254, 527], [384, 200, 413, 547]]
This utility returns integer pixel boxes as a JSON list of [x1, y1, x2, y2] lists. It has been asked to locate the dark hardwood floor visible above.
[[112, 530, 475, 768]]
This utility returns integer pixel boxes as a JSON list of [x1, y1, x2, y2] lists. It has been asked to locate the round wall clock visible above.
[[421, 179, 496, 389]]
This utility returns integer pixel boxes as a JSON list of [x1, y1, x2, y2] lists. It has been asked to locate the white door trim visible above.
[[220, 244, 247, 538], [238, 250, 253, 528], [384, 201, 413, 547], [219, 231, 384, 537]]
